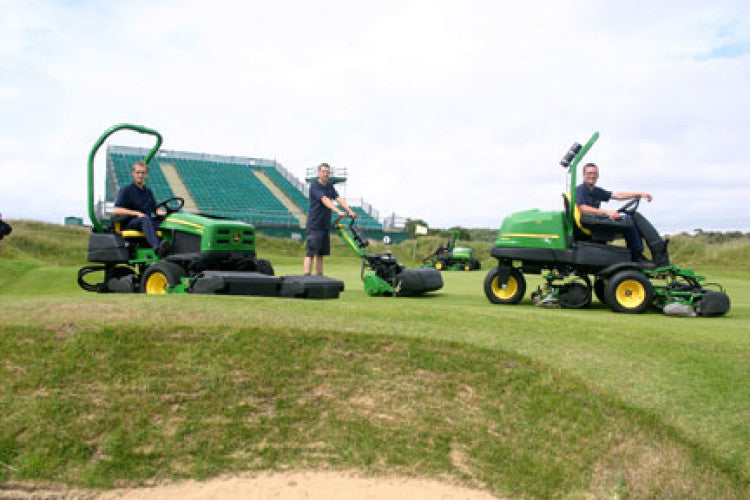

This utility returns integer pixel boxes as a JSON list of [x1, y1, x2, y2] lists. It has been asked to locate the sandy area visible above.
[[1, 471, 500, 499]]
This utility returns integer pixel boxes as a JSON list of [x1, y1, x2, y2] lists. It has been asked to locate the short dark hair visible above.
[[318, 163, 330, 170], [583, 162, 598, 173]]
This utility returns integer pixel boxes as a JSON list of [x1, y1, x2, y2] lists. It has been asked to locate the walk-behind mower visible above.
[[484, 132, 730, 316], [423, 230, 481, 271], [334, 217, 443, 296], [78, 123, 344, 299]]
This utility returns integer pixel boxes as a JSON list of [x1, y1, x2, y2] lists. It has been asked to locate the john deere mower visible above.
[[484, 132, 730, 316], [334, 217, 443, 296], [423, 230, 481, 271], [78, 123, 344, 299]]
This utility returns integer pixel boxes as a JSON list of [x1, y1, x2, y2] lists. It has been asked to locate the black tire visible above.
[[484, 267, 526, 304], [593, 278, 608, 306], [604, 270, 653, 314], [256, 258, 274, 276], [472, 259, 481, 270], [140, 261, 187, 294]]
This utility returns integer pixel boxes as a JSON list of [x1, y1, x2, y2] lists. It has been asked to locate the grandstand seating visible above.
[[261, 166, 308, 211], [106, 147, 385, 231], [108, 152, 174, 201], [173, 159, 300, 227]]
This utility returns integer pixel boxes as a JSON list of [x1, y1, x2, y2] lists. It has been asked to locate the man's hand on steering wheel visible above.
[[154, 197, 185, 217]]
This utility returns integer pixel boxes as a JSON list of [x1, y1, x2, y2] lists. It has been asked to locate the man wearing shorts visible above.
[[304, 163, 356, 276]]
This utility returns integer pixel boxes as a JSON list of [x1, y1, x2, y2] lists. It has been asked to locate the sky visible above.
[[1, 0, 749, 233]]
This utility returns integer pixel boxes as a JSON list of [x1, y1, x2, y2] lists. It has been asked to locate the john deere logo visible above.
[[232, 231, 241, 244]]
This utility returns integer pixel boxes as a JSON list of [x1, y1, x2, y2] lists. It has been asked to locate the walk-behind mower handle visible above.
[[87, 123, 163, 233]]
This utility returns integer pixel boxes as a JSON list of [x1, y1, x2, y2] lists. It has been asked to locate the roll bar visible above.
[[87, 124, 162, 232]]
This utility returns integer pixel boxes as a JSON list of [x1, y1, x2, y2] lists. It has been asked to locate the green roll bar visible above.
[[87, 123, 163, 233]]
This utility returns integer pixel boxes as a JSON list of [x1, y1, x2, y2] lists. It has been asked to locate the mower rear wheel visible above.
[[141, 261, 186, 295], [484, 267, 526, 304], [605, 270, 653, 314]]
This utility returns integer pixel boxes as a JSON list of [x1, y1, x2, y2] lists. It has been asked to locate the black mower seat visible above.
[[563, 194, 630, 243]]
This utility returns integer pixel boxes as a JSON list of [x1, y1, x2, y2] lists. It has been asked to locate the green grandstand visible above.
[[104, 146, 404, 241]]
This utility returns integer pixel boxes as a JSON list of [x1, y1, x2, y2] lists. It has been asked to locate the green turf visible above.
[[0, 221, 748, 498]]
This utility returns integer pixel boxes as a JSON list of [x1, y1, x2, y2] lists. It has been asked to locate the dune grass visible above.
[[0, 221, 748, 497]]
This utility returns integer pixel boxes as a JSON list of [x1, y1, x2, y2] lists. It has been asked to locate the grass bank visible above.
[[0, 221, 748, 497]]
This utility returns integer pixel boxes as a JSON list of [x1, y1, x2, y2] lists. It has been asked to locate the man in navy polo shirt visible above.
[[576, 162, 653, 261], [114, 161, 169, 256], [304, 163, 356, 276]]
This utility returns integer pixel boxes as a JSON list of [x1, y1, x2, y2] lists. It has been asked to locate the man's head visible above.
[[317, 162, 331, 184], [582, 162, 599, 188], [132, 161, 149, 188]]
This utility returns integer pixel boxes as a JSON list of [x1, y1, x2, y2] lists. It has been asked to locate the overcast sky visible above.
[[1, 0, 749, 232]]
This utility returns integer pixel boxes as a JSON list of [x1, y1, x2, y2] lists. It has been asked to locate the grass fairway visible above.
[[0, 222, 748, 498]]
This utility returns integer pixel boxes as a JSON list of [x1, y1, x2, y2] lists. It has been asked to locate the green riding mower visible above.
[[78, 123, 344, 299], [334, 217, 443, 296], [423, 230, 481, 271], [484, 132, 730, 316]]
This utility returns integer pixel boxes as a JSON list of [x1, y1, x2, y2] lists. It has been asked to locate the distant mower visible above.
[[334, 217, 443, 296], [78, 123, 344, 299], [423, 230, 481, 271], [484, 132, 730, 316]]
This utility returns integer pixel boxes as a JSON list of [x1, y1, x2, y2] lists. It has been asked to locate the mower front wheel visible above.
[[605, 270, 653, 314], [141, 261, 186, 295], [484, 267, 526, 304]]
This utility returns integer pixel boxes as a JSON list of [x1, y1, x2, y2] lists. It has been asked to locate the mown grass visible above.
[[0, 221, 748, 498]]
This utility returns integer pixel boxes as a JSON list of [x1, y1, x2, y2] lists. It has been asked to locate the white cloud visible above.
[[0, 0, 748, 233]]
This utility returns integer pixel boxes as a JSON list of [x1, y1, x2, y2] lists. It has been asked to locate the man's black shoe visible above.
[[157, 240, 171, 257]]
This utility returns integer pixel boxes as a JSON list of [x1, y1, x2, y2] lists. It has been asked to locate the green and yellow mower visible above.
[[335, 217, 443, 296], [78, 123, 344, 299], [423, 230, 481, 271], [484, 132, 730, 316]]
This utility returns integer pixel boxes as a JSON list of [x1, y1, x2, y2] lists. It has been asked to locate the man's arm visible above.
[[335, 197, 357, 218], [113, 206, 146, 218], [611, 191, 652, 202], [320, 196, 356, 218]]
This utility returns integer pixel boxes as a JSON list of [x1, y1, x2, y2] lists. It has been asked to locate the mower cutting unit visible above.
[[424, 230, 481, 271], [335, 217, 443, 296], [484, 132, 730, 316], [78, 124, 344, 299]]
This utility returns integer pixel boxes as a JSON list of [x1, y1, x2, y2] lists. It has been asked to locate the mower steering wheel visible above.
[[617, 197, 640, 216], [155, 197, 185, 216]]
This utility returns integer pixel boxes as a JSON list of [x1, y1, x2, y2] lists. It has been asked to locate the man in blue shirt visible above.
[[114, 161, 170, 256], [304, 163, 356, 276], [576, 162, 652, 260]]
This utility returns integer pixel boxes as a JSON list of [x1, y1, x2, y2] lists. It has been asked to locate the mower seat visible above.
[[112, 218, 162, 239], [563, 194, 629, 243], [119, 229, 163, 239]]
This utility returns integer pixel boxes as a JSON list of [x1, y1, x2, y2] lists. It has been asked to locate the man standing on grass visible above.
[[304, 163, 356, 276]]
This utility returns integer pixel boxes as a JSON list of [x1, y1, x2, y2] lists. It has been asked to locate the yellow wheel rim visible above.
[[145, 272, 168, 295], [615, 279, 646, 309], [491, 276, 518, 300], [464, 264, 471, 271], [435, 261, 443, 270]]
